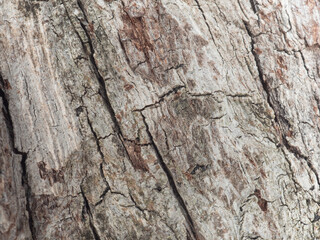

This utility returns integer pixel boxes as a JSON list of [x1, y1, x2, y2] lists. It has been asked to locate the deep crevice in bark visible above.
[[0, 86, 36, 240], [243, 22, 320, 187], [94, 163, 111, 206], [89, 221, 101, 240], [77, 19, 121, 135], [243, 22, 274, 115], [249, 0, 258, 14], [80, 183, 101, 240], [20, 152, 36, 240], [75, 0, 137, 167], [141, 112, 201, 240], [62, 0, 137, 172]]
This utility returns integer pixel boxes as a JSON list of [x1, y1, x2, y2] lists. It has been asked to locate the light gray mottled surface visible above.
[[1, 0, 320, 239]]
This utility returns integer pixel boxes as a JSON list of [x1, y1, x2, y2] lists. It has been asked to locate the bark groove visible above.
[[1, 0, 320, 239]]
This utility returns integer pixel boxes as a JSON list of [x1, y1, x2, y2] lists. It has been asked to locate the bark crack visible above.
[[140, 112, 201, 240], [243, 22, 273, 114], [73, 0, 140, 170], [76, 0, 121, 134], [0, 85, 36, 240], [133, 85, 185, 112], [243, 22, 320, 187], [249, 0, 258, 14], [85, 112, 105, 161], [193, 0, 224, 61], [80, 180, 101, 240], [194, 0, 215, 45], [297, 50, 314, 80]]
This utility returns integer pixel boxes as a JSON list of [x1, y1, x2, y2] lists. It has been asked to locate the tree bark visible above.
[[1, 0, 320, 239]]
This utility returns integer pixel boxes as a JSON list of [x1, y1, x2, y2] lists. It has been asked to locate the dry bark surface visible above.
[[1, 0, 320, 239]]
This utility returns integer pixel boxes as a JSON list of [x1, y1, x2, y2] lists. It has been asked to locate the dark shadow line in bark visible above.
[[243, 21, 320, 187], [141, 112, 201, 240], [0, 79, 36, 240]]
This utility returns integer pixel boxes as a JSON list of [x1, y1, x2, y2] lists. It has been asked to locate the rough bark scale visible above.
[[1, 0, 320, 239]]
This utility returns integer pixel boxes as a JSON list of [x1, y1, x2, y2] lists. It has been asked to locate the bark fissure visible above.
[[243, 22, 274, 114], [297, 50, 314, 80], [94, 163, 111, 206], [80, 183, 101, 240], [193, 0, 224, 61], [194, 0, 215, 45], [118, 32, 135, 72], [0, 86, 36, 240], [249, 0, 258, 15], [74, 0, 142, 171], [63, 0, 120, 136], [133, 85, 185, 112], [141, 112, 201, 240], [89, 221, 102, 240], [85, 112, 106, 161], [77, 22, 121, 133], [243, 22, 320, 187]]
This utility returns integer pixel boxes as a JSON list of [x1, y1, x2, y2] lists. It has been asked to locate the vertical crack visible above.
[[243, 22, 274, 116], [297, 50, 314, 80], [249, 0, 258, 14], [85, 113, 105, 160], [89, 221, 101, 240], [76, 0, 121, 135], [194, 0, 215, 44], [193, 0, 224, 61], [0, 84, 36, 239], [117, 32, 135, 73], [20, 152, 36, 240], [141, 112, 201, 240], [76, 1, 128, 138], [80, 182, 101, 240], [74, 0, 138, 171], [243, 22, 320, 187]]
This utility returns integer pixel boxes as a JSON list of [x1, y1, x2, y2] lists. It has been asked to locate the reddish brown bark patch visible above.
[[119, 11, 156, 78], [118, 2, 192, 86], [125, 140, 149, 172], [1, 78, 12, 89], [124, 83, 134, 91], [121, 14, 154, 53], [254, 189, 268, 212], [277, 56, 287, 70], [254, 47, 263, 55]]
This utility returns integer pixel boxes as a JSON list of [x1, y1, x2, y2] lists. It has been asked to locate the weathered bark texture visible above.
[[1, 0, 320, 239]]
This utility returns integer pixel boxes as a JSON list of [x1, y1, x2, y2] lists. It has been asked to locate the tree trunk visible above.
[[1, 0, 320, 239]]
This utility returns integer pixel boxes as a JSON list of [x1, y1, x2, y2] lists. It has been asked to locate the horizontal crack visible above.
[[133, 85, 185, 112]]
